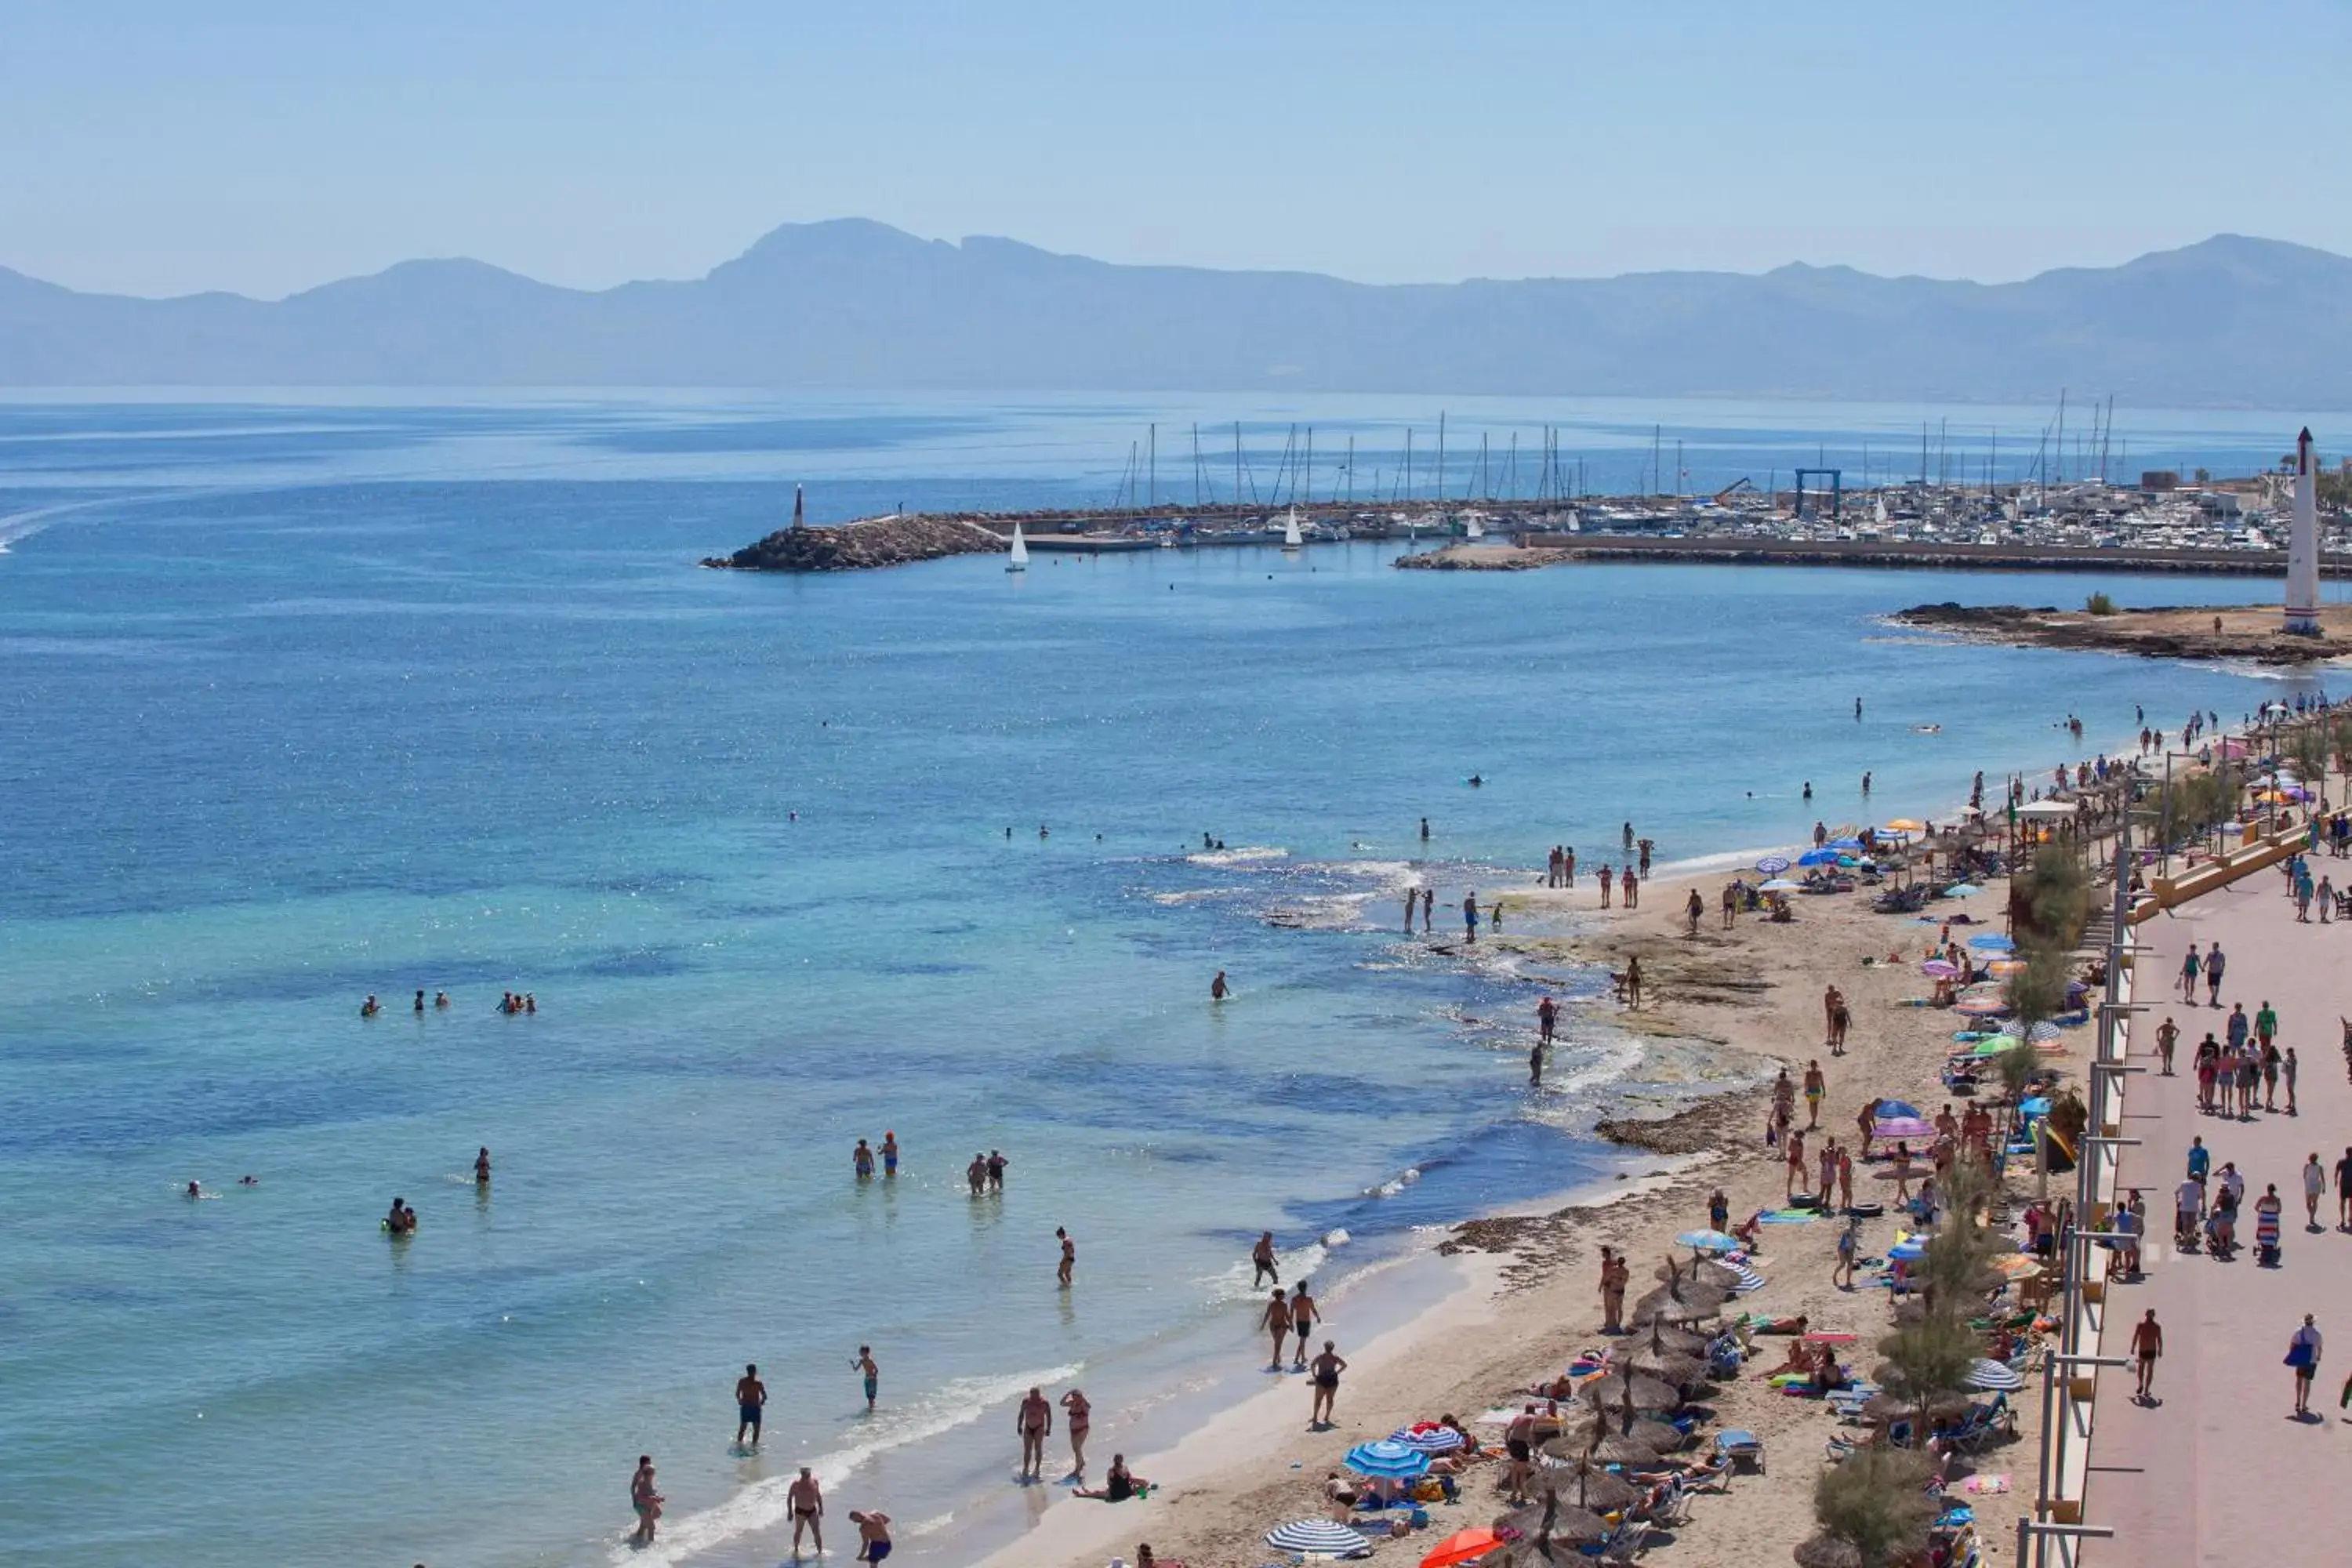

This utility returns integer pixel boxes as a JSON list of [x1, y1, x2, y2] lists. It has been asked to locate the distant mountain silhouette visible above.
[[4, 220, 2348, 404]]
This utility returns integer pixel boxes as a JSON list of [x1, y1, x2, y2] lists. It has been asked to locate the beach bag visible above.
[[2286, 1340, 2314, 1370]]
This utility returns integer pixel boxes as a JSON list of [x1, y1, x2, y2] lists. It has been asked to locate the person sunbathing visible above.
[[1750, 1313, 1810, 1336], [1075, 1454, 1149, 1502]]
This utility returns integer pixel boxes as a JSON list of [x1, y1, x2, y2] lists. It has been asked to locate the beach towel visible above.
[[1758, 1209, 1819, 1224], [1962, 1474, 2011, 1495]]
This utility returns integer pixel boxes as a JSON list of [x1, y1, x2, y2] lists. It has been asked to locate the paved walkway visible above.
[[2085, 869, 2352, 1567]]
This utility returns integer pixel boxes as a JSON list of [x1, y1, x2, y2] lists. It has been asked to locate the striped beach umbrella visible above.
[[1265, 1518, 1374, 1555], [1342, 1438, 1430, 1479], [1390, 1422, 1467, 1454], [1755, 855, 1793, 875], [1966, 1358, 2026, 1392], [1724, 1262, 1768, 1294]]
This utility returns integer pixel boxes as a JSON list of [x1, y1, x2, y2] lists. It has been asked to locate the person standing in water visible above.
[[848, 1508, 893, 1563], [787, 1468, 825, 1557], [1056, 1226, 1076, 1287], [630, 1456, 663, 1547], [1462, 891, 1479, 941], [854, 1138, 875, 1179], [414, 989, 426, 1014], [1210, 970, 1229, 1000], [1290, 1281, 1318, 1366], [735, 1365, 767, 1447], [1017, 1387, 1054, 1481], [1599, 865, 1613, 909], [1403, 888, 1417, 932], [1420, 887, 1433, 932], [474, 1147, 492, 1185], [1420, 817, 1431, 842], [1060, 1387, 1092, 1480], [852, 1345, 880, 1410], [1252, 1231, 1279, 1287], [881, 1131, 898, 1177]]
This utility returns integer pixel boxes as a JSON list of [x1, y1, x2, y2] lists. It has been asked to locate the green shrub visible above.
[[2085, 591, 2118, 615]]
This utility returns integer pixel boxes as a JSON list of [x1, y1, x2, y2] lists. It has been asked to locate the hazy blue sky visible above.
[[7, 2, 2348, 299]]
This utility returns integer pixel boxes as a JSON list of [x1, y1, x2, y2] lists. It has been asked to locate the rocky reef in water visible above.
[[1894, 601, 2352, 666], [705, 515, 1004, 572]]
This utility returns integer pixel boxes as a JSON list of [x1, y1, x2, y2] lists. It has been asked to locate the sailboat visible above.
[[1464, 511, 1486, 541], [1281, 506, 1304, 550], [1007, 521, 1029, 572]]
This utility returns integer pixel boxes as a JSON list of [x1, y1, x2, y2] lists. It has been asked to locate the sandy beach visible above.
[[983, 840, 2045, 1568]]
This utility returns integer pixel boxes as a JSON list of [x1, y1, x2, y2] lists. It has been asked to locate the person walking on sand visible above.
[[2304, 1154, 2328, 1231], [1599, 865, 1613, 909], [852, 1345, 880, 1410], [2205, 941, 2225, 1007], [1624, 955, 1643, 1009], [1817, 1137, 1838, 1205], [1289, 1280, 1318, 1365], [1837, 1145, 1854, 1210], [787, 1467, 824, 1556], [1253, 1230, 1280, 1287], [1597, 1245, 1626, 1333], [1621, 869, 1639, 910], [630, 1456, 664, 1547], [2156, 1015, 2180, 1075], [1784, 1127, 1808, 1202], [2132, 1311, 2163, 1402], [1721, 881, 1738, 929], [1684, 886, 1704, 935], [1802, 1060, 1826, 1129], [1056, 1227, 1076, 1287], [2179, 945, 2201, 1004], [2289, 1315, 2323, 1417], [2285, 1047, 2300, 1116], [1060, 1388, 1091, 1480], [1261, 1287, 1293, 1369], [1835, 1217, 1860, 1289], [1016, 1387, 1054, 1481], [735, 1365, 767, 1447], [1308, 1341, 1346, 1428]]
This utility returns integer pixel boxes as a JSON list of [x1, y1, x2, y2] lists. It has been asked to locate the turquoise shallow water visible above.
[[0, 394, 2326, 1567]]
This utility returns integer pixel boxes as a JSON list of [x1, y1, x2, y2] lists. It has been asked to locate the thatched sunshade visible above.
[[1624, 1347, 1710, 1387], [1576, 1372, 1682, 1413], [1535, 1456, 1645, 1512], [1570, 1413, 1690, 1453], [1541, 1429, 1663, 1468], [1793, 1537, 1864, 1568]]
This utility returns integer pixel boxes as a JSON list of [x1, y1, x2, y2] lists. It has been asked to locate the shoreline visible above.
[[979, 835, 2049, 1568]]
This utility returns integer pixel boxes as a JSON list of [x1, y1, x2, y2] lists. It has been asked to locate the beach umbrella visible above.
[[1945, 882, 1984, 897], [1798, 848, 1842, 866], [1755, 855, 1793, 875], [1997, 1021, 2062, 1045], [1921, 959, 1959, 978], [1759, 877, 1802, 892], [1577, 1372, 1682, 1412], [1967, 1358, 2027, 1392], [1635, 1276, 1730, 1315], [1829, 837, 1865, 851], [1966, 933, 2016, 951], [1626, 1347, 1710, 1386], [1871, 1115, 1936, 1140], [1987, 959, 2027, 977], [1885, 818, 1926, 833], [1987, 1254, 2042, 1280], [1954, 997, 2011, 1018], [1420, 1527, 1505, 1568], [1539, 1457, 1645, 1513], [1886, 1238, 1928, 1261], [1675, 1229, 1741, 1254], [1794, 1537, 1865, 1568], [1344, 1438, 1431, 1480], [1724, 1262, 1769, 1294], [1875, 1100, 1925, 1120], [1265, 1518, 1374, 1556], [1571, 1414, 1688, 1453], [1392, 1422, 1468, 1455], [1541, 1429, 1664, 1468], [1495, 1499, 1613, 1551]]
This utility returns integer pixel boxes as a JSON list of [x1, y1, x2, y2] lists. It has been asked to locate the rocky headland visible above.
[[1893, 601, 2352, 666], [705, 514, 1004, 572]]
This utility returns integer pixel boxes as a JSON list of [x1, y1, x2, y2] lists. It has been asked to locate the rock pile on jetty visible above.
[[705, 515, 1004, 572]]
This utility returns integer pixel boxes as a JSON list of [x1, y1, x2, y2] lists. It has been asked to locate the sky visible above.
[[5, 1, 2350, 300]]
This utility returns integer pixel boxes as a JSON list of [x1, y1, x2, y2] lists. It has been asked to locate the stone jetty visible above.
[[705, 514, 1004, 572]]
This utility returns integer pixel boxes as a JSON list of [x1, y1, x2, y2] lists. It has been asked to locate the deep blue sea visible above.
[[0, 392, 2333, 1568]]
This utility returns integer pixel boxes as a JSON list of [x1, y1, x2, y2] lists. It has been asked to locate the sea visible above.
[[0, 390, 2336, 1568]]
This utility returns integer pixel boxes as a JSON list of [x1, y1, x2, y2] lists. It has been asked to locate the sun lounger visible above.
[[1714, 1429, 1765, 1474]]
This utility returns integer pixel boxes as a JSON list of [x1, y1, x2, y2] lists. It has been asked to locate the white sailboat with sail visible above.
[[1281, 506, 1304, 550], [1007, 521, 1029, 572]]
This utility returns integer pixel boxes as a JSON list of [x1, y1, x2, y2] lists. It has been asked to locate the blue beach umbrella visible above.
[[1755, 855, 1793, 875], [1886, 1239, 1929, 1261], [1828, 837, 1865, 851], [1875, 1100, 1925, 1121], [1798, 848, 1842, 866], [1675, 1229, 1742, 1254], [1966, 1358, 2026, 1392], [1945, 882, 1984, 897], [1966, 933, 2015, 952], [1343, 1438, 1430, 1480], [1265, 1518, 1374, 1555]]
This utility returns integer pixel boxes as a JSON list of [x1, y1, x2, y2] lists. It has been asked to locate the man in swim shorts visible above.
[[852, 1346, 879, 1410], [787, 1467, 824, 1555], [1290, 1281, 1317, 1365], [849, 1508, 892, 1562], [881, 1131, 898, 1176], [735, 1364, 766, 1446]]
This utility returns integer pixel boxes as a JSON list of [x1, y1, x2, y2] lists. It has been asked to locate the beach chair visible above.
[[1580, 1519, 1653, 1562], [1643, 1478, 1693, 1529], [1715, 1428, 1766, 1474], [1679, 1452, 1736, 1494]]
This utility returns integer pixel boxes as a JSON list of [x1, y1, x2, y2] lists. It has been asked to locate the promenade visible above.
[[2084, 869, 2351, 1566]]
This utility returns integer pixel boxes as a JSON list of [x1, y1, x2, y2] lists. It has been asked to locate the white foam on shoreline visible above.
[[615, 1360, 1082, 1567]]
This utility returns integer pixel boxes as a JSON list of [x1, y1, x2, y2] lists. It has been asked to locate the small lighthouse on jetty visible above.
[[2285, 428, 2321, 634]]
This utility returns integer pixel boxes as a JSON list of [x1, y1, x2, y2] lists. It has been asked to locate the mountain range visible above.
[[5, 220, 2349, 405]]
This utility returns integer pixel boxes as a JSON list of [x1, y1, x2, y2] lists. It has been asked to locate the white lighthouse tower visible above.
[[2285, 427, 2321, 634]]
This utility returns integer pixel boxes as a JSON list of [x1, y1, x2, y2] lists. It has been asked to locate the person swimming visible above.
[[360, 995, 380, 1018]]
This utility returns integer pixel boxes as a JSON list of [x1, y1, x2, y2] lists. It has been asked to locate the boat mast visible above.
[[1404, 429, 1414, 506], [1147, 423, 1156, 513], [1436, 412, 1446, 510], [1304, 426, 1314, 508]]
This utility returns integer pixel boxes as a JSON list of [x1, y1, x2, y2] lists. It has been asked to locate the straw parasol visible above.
[[1624, 1345, 1710, 1387], [1570, 1413, 1689, 1453], [1541, 1429, 1663, 1468], [1495, 1496, 1613, 1557], [1626, 1322, 1713, 1357], [1576, 1372, 1681, 1413], [1537, 1456, 1645, 1513], [1793, 1537, 1864, 1568]]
